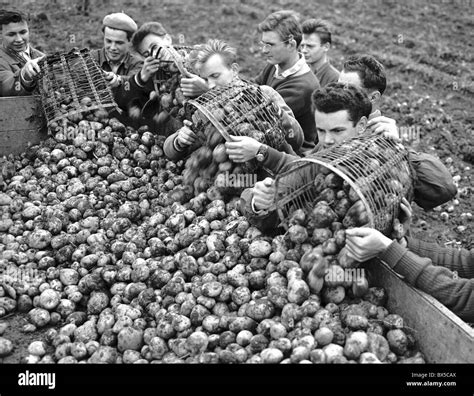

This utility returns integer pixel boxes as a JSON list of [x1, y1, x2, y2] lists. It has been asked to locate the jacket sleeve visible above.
[[406, 237, 474, 279], [260, 147, 299, 175], [112, 73, 152, 111], [240, 187, 281, 235], [163, 131, 195, 161], [0, 59, 35, 96], [378, 240, 474, 322], [409, 150, 457, 210]]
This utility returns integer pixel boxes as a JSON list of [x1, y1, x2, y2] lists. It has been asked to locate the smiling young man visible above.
[[0, 10, 45, 96], [91, 12, 142, 89], [300, 18, 339, 87], [255, 10, 320, 153]]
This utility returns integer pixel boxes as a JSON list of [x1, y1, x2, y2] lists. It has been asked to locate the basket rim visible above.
[[275, 156, 376, 230]]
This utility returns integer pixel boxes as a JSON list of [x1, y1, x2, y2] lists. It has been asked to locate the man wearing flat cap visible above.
[[92, 12, 143, 89]]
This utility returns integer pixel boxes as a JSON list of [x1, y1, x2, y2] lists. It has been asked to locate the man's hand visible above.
[[367, 116, 400, 141], [139, 57, 163, 83], [225, 135, 261, 163], [103, 71, 122, 89], [253, 178, 275, 212], [180, 73, 209, 98], [21, 55, 45, 82], [176, 126, 197, 147], [345, 227, 393, 262]]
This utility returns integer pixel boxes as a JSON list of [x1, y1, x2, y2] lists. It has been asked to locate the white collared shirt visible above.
[[273, 54, 311, 80]]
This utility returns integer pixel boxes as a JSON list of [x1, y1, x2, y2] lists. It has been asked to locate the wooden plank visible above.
[[363, 260, 474, 363], [0, 96, 47, 157]]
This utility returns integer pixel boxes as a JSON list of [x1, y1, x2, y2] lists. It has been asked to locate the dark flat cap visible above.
[[103, 12, 137, 34]]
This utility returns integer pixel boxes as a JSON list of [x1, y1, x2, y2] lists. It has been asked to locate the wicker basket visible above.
[[274, 134, 415, 235], [187, 81, 287, 150], [36, 48, 119, 126]]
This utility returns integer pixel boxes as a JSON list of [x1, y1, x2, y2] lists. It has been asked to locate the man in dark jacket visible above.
[[0, 10, 45, 96], [255, 10, 320, 153], [91, 12, 143, 87]]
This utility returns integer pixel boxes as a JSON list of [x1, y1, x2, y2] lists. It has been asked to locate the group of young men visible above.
[[0, 9, 471, 321]]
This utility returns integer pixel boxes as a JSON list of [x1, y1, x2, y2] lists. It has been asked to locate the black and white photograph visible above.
[[0, 0, 472, 393]]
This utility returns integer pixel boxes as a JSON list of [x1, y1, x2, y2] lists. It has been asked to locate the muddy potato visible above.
[[322, 286, 345, 305], [287, 279, 310, 305], [261, 348, 284, 363], [287, 224, 308, 244]]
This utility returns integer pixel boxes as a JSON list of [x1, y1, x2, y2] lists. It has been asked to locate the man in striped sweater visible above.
[[345, 200, 473, 322]]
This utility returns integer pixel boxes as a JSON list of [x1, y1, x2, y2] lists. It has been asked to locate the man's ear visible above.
[[231, 62, 240, 74], [323, 42, 331, 53], [356, 116, 368, 134], [164, 34, 173, 45], [369, 90, 381, 104]]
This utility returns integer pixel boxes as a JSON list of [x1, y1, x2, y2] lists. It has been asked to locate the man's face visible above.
[[103, 27, 129, 62], [301, 33, 326, 65], [199, 54, 236, 89], [2, 21, 29, 53], [260, 31, 292, 66], [137, 33, 172, 58], [315, 109, 361, 149]]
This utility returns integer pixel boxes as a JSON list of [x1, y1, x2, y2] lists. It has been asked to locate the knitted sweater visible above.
[[379, 237, 474, 322], [255, 64, 320, 151]]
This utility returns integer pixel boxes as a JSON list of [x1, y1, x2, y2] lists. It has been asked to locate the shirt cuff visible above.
[[251, 196, 269, 216], [173, 136, 185, 152], [135, 72, 146, 88]]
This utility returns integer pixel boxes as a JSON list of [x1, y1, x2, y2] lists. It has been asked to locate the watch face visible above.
[[256, 153, 264, 162]]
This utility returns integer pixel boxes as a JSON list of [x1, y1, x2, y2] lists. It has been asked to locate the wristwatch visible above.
[[256, 144, 269, 162]]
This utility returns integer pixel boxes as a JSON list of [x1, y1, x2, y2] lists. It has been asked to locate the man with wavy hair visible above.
[[255, 10, 320, 152]]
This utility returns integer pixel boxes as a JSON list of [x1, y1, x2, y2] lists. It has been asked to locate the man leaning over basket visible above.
[[110, 22, 182, 121], [163, 39, 304, 170], [0, 10, 45, 97], [241, 82, 457, 234]]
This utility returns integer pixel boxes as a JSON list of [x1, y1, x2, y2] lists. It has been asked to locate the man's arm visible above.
[[406, 237, 474, 279], [240, 187, 280, 235], [0, 59, 36, 96], [345, 228, 474, 322], [379, 240, 474, 322]]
